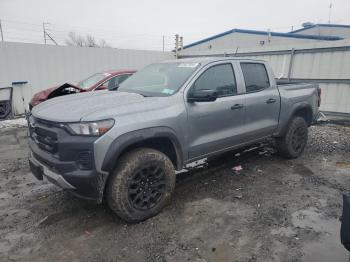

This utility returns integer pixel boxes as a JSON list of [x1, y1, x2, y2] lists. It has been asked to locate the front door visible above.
[[186, 62, 246, 159]]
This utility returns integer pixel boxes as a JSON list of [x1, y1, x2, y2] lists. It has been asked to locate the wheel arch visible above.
[[101, 127, 184, 174], [292, 105, 313, 126], [277, 103, 313, 137]]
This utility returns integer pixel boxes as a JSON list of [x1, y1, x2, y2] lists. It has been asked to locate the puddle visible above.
[[303, 231, 348, 262], [292, 208, 348, 262]]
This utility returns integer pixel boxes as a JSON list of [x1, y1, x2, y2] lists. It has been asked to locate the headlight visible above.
[[65, 119, 115, 136]]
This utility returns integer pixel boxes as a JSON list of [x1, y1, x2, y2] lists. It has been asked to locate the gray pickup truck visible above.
[[28, 57, 321, 222]]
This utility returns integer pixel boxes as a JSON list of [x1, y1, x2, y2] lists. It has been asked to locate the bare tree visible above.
[[85, 35, 97, 47], [99, 39, 109, 48], [66, 32, 110, 48], [66, 32, 84, 47]]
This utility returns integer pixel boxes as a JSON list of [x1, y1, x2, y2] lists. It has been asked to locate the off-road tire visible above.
[[276, 116, 308, 159], [107, 148, 176, 222]]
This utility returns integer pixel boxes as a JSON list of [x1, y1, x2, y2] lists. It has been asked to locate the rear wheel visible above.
[[276, 116, 308, 159], [107, 148, 176, 222]]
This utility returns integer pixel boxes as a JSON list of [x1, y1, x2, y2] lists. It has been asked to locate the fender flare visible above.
[[278, 102, 313, 136], [101, 127, 184, 173]]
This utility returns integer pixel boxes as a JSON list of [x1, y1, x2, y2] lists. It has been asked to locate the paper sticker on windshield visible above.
[[162, 89, 175, 95], [178, 63, 199, 68]]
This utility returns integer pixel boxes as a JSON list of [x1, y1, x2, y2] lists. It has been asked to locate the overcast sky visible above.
[[0, 0, 349, 50]]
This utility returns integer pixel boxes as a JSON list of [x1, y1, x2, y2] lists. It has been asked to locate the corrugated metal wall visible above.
[[179, 39, 350, 114], [0, 42, 173, 115]]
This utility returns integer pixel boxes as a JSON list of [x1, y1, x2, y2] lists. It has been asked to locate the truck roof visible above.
[[162, 56, 265, 65]]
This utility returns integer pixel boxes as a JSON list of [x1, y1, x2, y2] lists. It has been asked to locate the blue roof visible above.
[[290, 23, 350, 33], [183, 28, 343, 50]]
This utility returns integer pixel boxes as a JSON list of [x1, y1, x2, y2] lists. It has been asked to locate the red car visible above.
[[29, 69, 136, 109]]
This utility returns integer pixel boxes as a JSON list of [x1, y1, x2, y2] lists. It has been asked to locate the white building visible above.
[[179, 25, 350, 116], [180, 27, 343, 56], [290, 23, 350, 39]]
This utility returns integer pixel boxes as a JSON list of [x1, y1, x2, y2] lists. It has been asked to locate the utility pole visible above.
[[162, 35, 165, 52], [43, 22, 47, 44], [179, 36, 183, 50], [328, 3, 333, 24], [42, 22, 58, 45], [174, 34, 179, 59], [0, 19, 4, 42]]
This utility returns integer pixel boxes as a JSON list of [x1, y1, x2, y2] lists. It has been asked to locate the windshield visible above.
[[118, 62, 200, 96], [77, 73, 110, 89]]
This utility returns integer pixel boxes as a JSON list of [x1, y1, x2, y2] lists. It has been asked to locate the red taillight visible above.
[[318, 88, 322, 107]]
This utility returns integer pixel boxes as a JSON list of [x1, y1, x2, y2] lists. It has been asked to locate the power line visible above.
[[0, 18, 43, 27], [0, 18, 176, 50], [1, 19, 175, 39], [2, 18, 174, 39]]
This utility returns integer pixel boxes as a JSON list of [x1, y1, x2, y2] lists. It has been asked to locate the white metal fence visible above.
[[1, 41, 349, 116], [179, 39, 350, 115], [0, 42, 173, 115]]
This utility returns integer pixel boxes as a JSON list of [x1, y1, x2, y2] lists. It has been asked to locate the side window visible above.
[[241, 63, 270, 93], [116, 74, 131, 85], [193, 63, 237, 97], [106, 74, 131, 90], [105, 78, 116, 90]]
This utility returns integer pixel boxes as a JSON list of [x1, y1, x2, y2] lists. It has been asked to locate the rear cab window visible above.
[[240, 63, 270, 93]]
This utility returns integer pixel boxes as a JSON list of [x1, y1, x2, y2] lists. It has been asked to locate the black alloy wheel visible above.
[[128, 164, 167, 210]]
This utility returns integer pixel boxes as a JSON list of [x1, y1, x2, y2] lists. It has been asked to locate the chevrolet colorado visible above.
[[28, 57, 321, 222]]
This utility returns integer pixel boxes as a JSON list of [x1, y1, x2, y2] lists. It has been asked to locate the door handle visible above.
[[231, 104, 244, 110], [266, 98, 277, 104]]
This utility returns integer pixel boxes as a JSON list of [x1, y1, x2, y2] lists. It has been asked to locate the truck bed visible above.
[[274, 81, 320, 135]]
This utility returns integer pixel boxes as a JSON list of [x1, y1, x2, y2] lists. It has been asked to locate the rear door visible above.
[[186, 61, 246, 159], [239, 62, 280, 141]]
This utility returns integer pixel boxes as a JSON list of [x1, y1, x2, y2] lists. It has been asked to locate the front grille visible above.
[[29, 117, 58, 154], [33, 128, 57, 153]]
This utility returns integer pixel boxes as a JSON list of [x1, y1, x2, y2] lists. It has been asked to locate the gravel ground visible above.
[[0, 123, 349, 262]]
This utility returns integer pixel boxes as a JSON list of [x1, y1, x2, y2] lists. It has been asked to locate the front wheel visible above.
[[276, 116, 308, 159], [107, 148, 176, 222]]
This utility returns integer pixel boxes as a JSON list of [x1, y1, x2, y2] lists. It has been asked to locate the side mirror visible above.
[[188, 89, 218, 102]]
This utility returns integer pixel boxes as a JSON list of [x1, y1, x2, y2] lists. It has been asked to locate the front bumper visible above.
[[29, 141, 103, 202], [29, 153, 76, 190], [27, 117, 106, 202]]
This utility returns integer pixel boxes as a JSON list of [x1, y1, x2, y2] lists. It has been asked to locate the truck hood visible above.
[[32, 91, 169, 122]]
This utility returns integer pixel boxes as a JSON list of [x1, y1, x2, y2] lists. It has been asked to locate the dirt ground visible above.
[[0, 123, 350, 262]]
